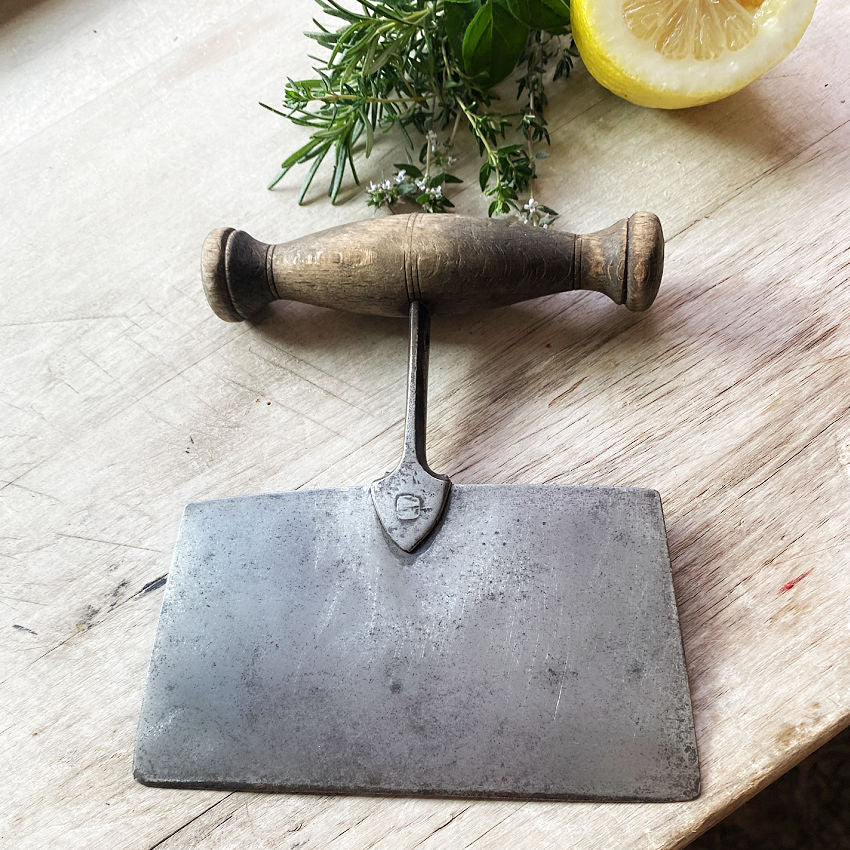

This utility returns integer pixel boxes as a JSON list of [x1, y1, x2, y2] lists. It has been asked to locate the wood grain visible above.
[[201, 212, 663, 319], [1, 0, 848, 848]]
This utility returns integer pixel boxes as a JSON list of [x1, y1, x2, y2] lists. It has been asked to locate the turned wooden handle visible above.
[[202, 212, 664, 322]]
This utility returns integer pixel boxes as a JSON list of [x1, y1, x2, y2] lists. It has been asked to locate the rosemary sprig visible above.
[[262, 0, 575, 223]]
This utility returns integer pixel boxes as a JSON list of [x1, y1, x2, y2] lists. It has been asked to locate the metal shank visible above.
[[369, 303, 450, 552]]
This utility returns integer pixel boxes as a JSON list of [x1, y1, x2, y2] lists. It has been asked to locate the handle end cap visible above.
[[202, 228, 244, 322], [202, 228, 274, 322], [625, 212, 664, 312]]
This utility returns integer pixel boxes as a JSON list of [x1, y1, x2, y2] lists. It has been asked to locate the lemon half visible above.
[[571, 0, 818, 108]]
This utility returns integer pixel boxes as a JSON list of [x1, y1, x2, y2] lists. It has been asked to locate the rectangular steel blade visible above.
[[135, 484, 698, 800]]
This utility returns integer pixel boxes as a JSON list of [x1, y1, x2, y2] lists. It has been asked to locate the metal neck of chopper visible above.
[[401, 301, 431, 468], [369, 302, 452, 553]]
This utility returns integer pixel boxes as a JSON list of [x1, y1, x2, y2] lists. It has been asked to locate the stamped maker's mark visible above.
[[395, 493, 422, 520]]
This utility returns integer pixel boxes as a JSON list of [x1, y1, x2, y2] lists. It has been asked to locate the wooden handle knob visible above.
[[202, 212, 664, 322]]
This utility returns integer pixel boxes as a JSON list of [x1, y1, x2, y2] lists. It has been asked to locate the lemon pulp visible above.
[[623, 0, 764, 61]]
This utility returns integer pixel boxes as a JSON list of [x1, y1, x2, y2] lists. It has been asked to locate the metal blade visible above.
[[135, 484, 699, 800]]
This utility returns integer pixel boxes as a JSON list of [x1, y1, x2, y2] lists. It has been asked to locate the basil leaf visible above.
[[506, 0, 570, 31], [462, 0, 528, 86], [445, 0, 480, 61]]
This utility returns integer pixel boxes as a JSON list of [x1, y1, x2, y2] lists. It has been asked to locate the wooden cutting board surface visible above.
[[1, 1, 848, 847]]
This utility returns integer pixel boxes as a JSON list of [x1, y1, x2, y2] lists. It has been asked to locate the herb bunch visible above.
[[262, 0, 576, 225]]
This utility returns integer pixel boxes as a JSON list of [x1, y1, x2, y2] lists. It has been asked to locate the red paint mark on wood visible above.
[[779, 568, 814, 595]]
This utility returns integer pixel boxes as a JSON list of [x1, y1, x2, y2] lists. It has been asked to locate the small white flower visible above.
[[430, 185, 442, 198], [523, 196, 538, 213], [415, 177, 427, 190], [395, 169, 407, 183], [368, 181, 377, 192], [382, 178, 393, 190]]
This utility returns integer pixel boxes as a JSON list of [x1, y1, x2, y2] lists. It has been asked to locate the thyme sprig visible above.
[[262, 0, 576, 224]]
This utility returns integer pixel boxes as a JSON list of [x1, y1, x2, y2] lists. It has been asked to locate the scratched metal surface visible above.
[[134, 483, 698, 800]]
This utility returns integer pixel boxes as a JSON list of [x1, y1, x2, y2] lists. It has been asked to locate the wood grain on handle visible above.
[[201, 212, 664, 322]]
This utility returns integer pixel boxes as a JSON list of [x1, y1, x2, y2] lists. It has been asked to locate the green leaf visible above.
[[363, 116, 374, 156], [433, 172, 463, 184], [506, 0, 570, 31], [462, 0, 528, 87], [298, 144, 330, 204], [267, 168, 288, 190], [479, 162, 491, 191], [394, 162, 422, 178], [444, 0, 479, 62], [329, 141, 347, 203]]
